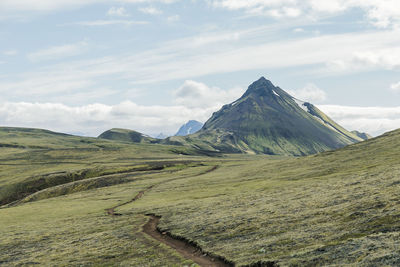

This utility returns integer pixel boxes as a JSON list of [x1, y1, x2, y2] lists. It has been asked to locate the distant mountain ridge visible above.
[[351, 130, 372, 140], [175, 120, 203, 136], [156, 133, 169, 139], [164, 77, 363, 155]]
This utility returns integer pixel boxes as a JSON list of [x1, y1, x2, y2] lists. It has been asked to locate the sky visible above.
[[1, 0, 400, 137]]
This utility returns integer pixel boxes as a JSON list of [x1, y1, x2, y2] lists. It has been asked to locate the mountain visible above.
[[351, 130, 373, 140], [156, 133, 169, 139], [175, 120, 203, 136], [98, 128, 157, 143], [165, 77, 363, 156]]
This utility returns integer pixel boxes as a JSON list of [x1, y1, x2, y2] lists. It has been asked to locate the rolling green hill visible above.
[[98, 128, 158, 143], [0, 127, 213, 206], [164, 77, 363, 156], [0, 126, 399, 266]]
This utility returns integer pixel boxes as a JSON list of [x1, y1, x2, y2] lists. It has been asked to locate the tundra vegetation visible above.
[[0, 127, 399, 266]]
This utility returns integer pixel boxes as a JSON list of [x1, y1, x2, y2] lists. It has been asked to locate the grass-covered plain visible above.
[[1, 127, 400, 266]]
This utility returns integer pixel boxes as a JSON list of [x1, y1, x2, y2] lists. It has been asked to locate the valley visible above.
[[1, 126, 399, 266]]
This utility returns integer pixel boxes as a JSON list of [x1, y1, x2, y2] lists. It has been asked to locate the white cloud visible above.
[[265, 7, 302, 18], [319, 105, 400, 136], [293, 28, 305, 33], [0, 74, 95, 100], [0, 79, 244, 136], [74, 20, 148, 26], [167, 14, 180, 22], [0, 0, 98, 12], [390, 82, 400, 92], [28, 41, 88, 62], [364, 0, 400, 28], [323, 47, 400, 74], [107, 6, 129, 17], [0, 101, 211, 137], [188, 31, 241, 47], [289, 83, 327, 103], [1, 27, 399, 102], [144, 28, 400, 82], [138, 6, 162, 15], [0, 75, 397, 138], [308, 0, 347, 13], [0, 0, 178, 12], [3, 50, 18, 56], [353, 49, 400, 70], [2, 0, 399, 30], [210, 0, 400, 28], [173, 80, 244, 109]]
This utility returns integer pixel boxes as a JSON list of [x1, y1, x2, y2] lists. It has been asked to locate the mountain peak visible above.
[[255, 76, 268, 82], [253, 76, 274, 87], [175, 120, 203, 136], [195, 77, 363, 155], [243, 76, 277, 98]]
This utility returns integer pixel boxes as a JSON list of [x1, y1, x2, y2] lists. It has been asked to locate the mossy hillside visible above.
[[0, 127, 399, 266], [98, 128, 158, 143], [124, 129, 400, 266], [0, 176, 202, 266], [0, 127, 217, 206]]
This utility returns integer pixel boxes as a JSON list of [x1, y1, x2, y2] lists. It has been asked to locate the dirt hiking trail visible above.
[[106, 165, 234, 266], [143, 214, 232, 267]]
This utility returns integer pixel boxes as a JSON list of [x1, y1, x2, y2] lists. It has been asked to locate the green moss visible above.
[[0, 127, 400, 266]]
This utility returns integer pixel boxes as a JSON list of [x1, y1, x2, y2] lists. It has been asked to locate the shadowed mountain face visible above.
[[166, 77, 363, 155]]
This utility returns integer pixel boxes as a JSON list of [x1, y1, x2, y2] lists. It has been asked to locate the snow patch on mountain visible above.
[[292, 97, 308, 112]]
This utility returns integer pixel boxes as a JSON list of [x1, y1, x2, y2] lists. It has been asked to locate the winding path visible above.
[[143, 215, 232, 267], [105, 165, 233, 267]]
